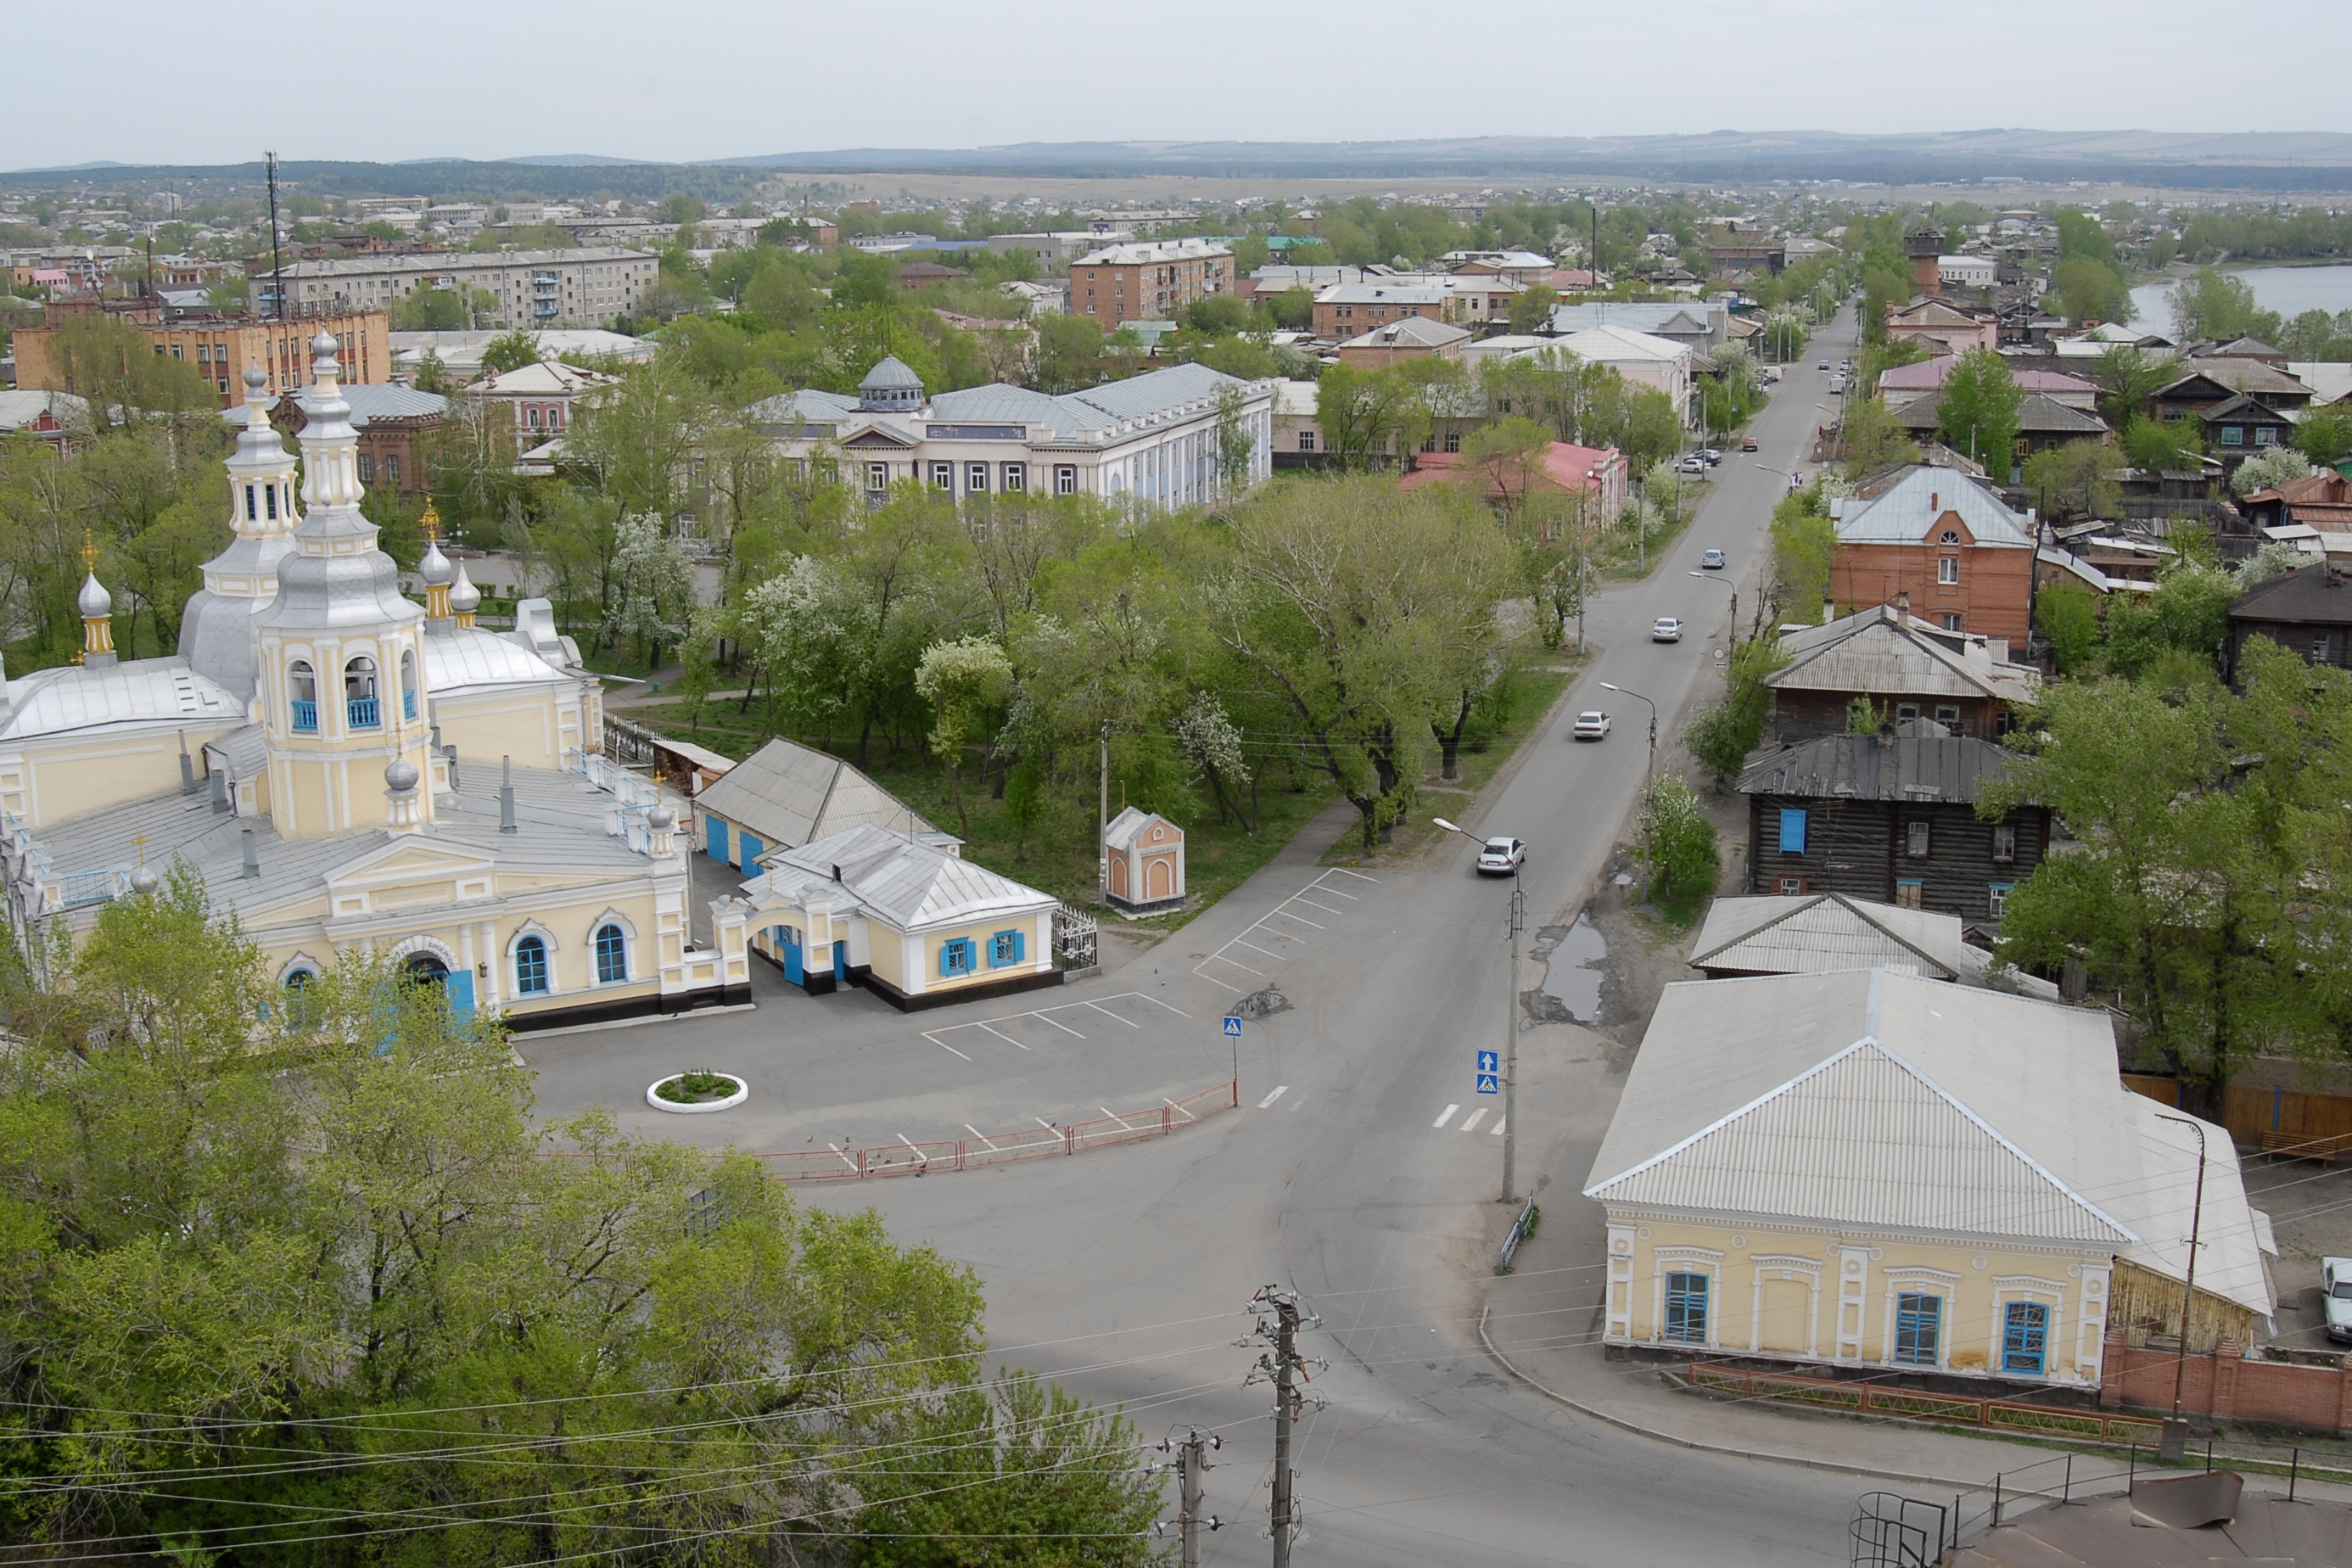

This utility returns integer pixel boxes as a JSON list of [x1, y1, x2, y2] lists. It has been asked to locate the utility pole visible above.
[[1502, 872, 1525, 1204], [266, 150, 284, 324], [1244, 1285, 1324, 1568], [2155, 1112, 2209, 1462], [1098, 720, 1110, 902], [1154, 1430, 1223, 1567]]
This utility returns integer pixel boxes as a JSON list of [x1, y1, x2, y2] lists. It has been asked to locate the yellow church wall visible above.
[[1602, 1212, 2114, 1386], [902, 911, 1055, 997], [2, 725, 244, 829], [431, 686, 575, 773]]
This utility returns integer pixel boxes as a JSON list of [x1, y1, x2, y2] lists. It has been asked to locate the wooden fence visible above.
[[1684, 1361, 2164, 1444], [2122, 1073, 2352, 1162]]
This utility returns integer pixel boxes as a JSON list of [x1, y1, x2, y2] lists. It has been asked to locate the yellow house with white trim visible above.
[[1584, 970, 2274, 1386]]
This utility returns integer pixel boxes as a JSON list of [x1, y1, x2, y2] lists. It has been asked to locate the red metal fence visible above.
[[753, 1079, 1240, 1182], [1686, 1361, 2165, 1445]]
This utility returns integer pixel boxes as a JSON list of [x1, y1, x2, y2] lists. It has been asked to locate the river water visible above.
[[2130, 263, 2352, 336]]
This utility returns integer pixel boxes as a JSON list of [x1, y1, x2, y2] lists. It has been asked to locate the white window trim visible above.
[[1990, 1276, 2069, 1380], [1650, 1246, 1725, 1349], [586, 906, 638, 987], [1880, 1267, 1962, 1369], [1747, 1254, 1824, 1357]]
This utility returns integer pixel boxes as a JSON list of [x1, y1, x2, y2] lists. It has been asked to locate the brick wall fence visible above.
[[2101, 1330, 2352, 1433]]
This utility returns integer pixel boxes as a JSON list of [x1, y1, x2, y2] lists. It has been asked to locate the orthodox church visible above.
[[0, 335, 750, 1026]]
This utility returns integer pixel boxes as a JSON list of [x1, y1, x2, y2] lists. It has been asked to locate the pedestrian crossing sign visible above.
[[1476, 1050, 1499, 1074], [1476, 1072, 1500, 1095], [1224, 1016, 1244, 1037]]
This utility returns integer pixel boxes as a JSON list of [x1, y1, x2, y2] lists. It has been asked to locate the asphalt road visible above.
[[527, 317, 1869, 1562], [769, 317, 1875, 1565]]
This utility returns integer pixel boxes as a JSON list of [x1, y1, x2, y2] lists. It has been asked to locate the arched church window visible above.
[[515, 936, 549, 994], [289, 660, 317, 731], [595, 925, 627, 984], [345, 656, 380, 730], [400, 649, 418, 721]]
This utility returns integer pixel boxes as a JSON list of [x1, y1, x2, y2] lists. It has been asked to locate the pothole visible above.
[[1524, 910, 1610, 1025], [1230, 987, 1292, 1020]]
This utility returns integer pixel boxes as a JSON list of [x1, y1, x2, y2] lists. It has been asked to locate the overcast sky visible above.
[[13, 0, 2349, 169]]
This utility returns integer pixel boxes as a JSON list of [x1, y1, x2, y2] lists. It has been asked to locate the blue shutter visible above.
[[1778, 808, 1807, 855], [1011, 929, 1026, 965]]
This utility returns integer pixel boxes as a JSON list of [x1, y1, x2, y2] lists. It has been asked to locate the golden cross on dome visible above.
[[81, 529, 98, 574], [132, 832, 147, 867], [419, 499, 442, 543]]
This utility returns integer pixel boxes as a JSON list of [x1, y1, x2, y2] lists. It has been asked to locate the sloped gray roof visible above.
[[2, 658, 239, 742], [1831, 465, 2035, 548], [1690, 893, 1969, 980], [860, 356, 924, 391], [1767, 604, 2041, 704], [1582, 969, 2272, 1313], [692, 737, 938, 850], [216, 382, 448, 429], [754, 821, 1051, 932], [1736, 723, 2023, 804], [2231, 565, 2352, 628]]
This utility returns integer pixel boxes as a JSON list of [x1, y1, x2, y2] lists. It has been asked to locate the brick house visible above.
[[1763, 602, 2041, 743], [1739, 720, 2050, 932], [222, 381, 447, 497], [1311, 284, 1445, 341], [1069, 238, 1232, 328], [1884, 297, 2000, 356], [1830, 465, 2039, 644]]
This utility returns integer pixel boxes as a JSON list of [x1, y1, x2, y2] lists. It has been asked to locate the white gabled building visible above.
[[752, 357, 1273, 507]]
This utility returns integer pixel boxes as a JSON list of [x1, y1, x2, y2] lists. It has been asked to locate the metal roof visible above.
[[751, 821, 1051, 932], [1, 658, 239, 742], [692, 737, 938, 851], [422, 627, 574, 697], [1737, 724, 2021, 804], [1831, 465, 2035, 548], [1767, 604, 2041, 703], [1690, 893, 1971, 980], [2230, 565, 2352, 628], [1582, 970, 2274, 1314], [860, 356, 924, 391]]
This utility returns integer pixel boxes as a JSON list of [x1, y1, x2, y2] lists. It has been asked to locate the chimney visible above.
[[1896, 590, 1911, 627], [1929, 490, 1939, 513], [178, 731, 197, 795], [210, 764, 232, 814], [1823, 596, 1836, 627], [445, 744, 459, 789], [240, 827, 260, 879], [499, 754, 517, 833]]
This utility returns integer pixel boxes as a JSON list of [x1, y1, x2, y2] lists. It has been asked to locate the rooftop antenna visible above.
[[266, 151, 284, 323]]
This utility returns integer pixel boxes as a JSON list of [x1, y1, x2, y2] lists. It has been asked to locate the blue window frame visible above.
[[1895, 1293, 1941, 1366], [514, 935, 549, 995], [988, 928, 1026, 967], [1664, 1271, 1709, 1344], [2002, 1302, 2047, 1374], [1778, 807, 1807, 854], [594, 924, 626, 984], [939, 938, 977, 977]]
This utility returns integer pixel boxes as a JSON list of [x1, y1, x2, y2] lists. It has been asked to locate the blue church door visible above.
[[445, 968, 476, 1022], [781, 927, 804, 984], [833, 941, 848, 980]]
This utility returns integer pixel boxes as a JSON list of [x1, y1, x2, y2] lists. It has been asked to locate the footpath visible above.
[[1478, 1202, 2352, 1515]]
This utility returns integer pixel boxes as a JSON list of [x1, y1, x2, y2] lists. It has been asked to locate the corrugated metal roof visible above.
[[1690, 893, 1968, 980], [1767, 606, 2041, 703], [422, 627, 574, 697], [1736, 725, 2019, 804], [1582, 969, 2272, 1314]]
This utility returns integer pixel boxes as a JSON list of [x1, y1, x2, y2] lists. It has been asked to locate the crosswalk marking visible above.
[[1491, 1117, 1505, 1136], [1460, 1107, 1487, 1133], [1257, 1085, 1289, 1109], [1433, 1103, 1460, 1128]]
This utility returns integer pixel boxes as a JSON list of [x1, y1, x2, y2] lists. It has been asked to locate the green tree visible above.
[[1638, 776, 1721, 910], [2035, 577, 2103, 674], [2293, 400, 2352, 467], [1684, 637, 1789, 787], [2020, 440, 2123, 522], [1840, 395, 1921, 479], [1767, 484, 1839, 625], [1505, 283, 1560, 334], [2090, 345, 2175, 428], [916, 634, 1014, 837], [2166, 268, 2284, 345], [475, 328, 542, 376], [1033, 312, 1106, 394], [1936, 347, 2022, 476], [1266, 286, 1317, 332], [2121, 413, 2204, 471], [2230, 442, 2313, 497]]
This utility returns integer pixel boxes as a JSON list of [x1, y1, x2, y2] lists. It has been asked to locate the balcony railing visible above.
[[291, 699, 317, 732], [403, 691, 417, 720], [347, 696, 380, 730]]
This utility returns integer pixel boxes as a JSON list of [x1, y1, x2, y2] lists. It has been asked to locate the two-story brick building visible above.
[[1739, 720, 2049, 933], [1830, 465, 2038, 644], [1069, 238, 1232, 328]]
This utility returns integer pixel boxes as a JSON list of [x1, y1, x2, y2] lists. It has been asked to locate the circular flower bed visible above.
[[644, 1069, 748, 1114]]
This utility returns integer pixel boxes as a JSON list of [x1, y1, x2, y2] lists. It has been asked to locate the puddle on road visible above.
[[1527, 911, 1609, 1025]]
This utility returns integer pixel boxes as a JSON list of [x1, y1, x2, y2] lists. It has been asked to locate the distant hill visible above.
[[9, 132, 2352, 195]]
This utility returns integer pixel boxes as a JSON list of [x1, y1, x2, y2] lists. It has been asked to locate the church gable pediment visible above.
[[844, 427, 916, 449], [326, 838, 499, 889]]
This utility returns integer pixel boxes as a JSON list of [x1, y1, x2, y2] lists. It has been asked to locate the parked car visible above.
[[1817, 359, 1830, 370], [1652, 616, 1683, 642], [1741, 435, 1758, 452], [1701, 548, 1727, 570], [1697, 447, 1722, 466], [1572, 710, 1611, 741], [1476, 837, 1527, 874], [1677, 455, 1706, 474], [2326, 1257, 2352, 1342]]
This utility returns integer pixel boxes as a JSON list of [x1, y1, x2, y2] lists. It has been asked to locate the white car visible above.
[[1652, 617, 1683, 643], [1476, 837, 1527, 875], [1572, 710, 1611, 741], [1701, 548, 1727, 569], [2325, 1257, 2352, 1342]]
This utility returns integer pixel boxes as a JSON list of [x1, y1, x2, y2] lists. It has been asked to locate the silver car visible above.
[[2325, 1257, 2352, 1342]]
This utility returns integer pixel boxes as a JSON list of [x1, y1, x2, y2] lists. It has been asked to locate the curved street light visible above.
[[1688, 568, 1739, 645]]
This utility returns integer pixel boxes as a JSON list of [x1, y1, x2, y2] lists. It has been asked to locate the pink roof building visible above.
[[1878, 356, 2099, 411]]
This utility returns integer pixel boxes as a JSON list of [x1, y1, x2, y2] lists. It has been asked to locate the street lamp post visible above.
[[1432, 816, 1524, 1206], [1599, 682, 1658, 791], [2153, 1112, 2209, 1462], [1687, 568, 1738, 647]]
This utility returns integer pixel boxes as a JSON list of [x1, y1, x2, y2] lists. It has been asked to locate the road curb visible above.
[[1475, 1302, 1985, 1492]]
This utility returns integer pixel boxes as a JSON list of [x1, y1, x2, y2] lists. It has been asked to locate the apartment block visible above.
[[14, 310, 389, 404], [273, 248, 658, 328], [1069, 238, 1232, 328]]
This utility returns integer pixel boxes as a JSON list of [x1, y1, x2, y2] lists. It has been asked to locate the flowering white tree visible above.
[[736, 554, 871, 738], [600, 512, 696, 669], [1173, 692, 1253, 832], [916, 636, 1014, 837]]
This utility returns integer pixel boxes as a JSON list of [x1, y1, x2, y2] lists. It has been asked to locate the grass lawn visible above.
[[621, 697, 1345, 932]]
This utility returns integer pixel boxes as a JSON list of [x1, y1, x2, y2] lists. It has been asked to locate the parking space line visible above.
[[1235, 938, 1288, 959], [1099, 1106, 1140, 1131], [1267, 909, 1324, 928], [1293, 898, 1347, 917], [1034, 1117, 1058, 1132], [896, 1134, 928, 1168], [921, 1033, 973, 1061], [1327, 867, 1378, 883], [1460, 1107, 1487, 1133], [1036, 1013, 1087, 1038], [1193, 869, 1380, 980], [1084, 1000, 1143, 1028], [1434, 1104, 1460, 1128], [963, 1123, 1000, 1151], [1131, 994, 1191, 1017], [1257, 1085, 1289, 1109], [1164, 1096, 1197, 1122], [826, 1142, 858, 1171], [975, 1022, 1030, 1050]]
